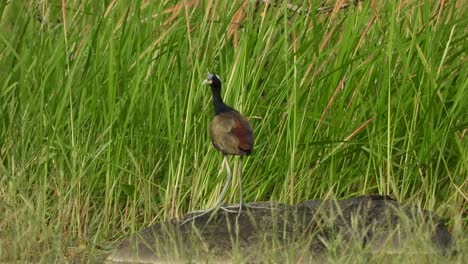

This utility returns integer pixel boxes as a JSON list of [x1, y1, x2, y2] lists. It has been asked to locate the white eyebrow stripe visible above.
[[208, 73, 221, 81]]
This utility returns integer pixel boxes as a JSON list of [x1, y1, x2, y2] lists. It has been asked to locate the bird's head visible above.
[[203, 73, 222, 88]]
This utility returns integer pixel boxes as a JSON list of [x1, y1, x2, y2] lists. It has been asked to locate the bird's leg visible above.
[[238, 158, 245, 215], [225, 158, 246, 214], [213, 155, 233, 208], [218, 156, 238, 213], [226, 158, 277, 212], [187, 156, 232, 212], [180, 156, 236, 226]]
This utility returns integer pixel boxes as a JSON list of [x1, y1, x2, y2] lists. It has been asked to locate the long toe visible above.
[[180, 207, 218, 226], [219, 206, 239, 213], [225, 203, 276, 211], [245, 203, 277, 210]]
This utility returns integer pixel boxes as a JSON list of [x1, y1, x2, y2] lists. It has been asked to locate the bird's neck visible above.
[[211, 85, 231, 115]]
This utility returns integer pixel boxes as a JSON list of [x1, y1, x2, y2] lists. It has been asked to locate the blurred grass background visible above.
[[0, 0, 466, 262]]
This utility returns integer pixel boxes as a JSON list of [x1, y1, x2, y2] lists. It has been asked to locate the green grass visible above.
[[0, 0, 466, 262]]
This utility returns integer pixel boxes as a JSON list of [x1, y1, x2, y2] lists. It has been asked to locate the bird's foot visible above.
[[180, 206, 239, 226], [225, 202, 277, 212], [180, 208, 215, 226]]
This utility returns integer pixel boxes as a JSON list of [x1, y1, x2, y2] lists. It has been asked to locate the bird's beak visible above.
[[203, 79, 212, 85]]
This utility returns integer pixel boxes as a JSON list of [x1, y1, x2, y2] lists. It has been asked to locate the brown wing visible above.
[[209, 111, 254, 156], [230, 117, 254, 155]]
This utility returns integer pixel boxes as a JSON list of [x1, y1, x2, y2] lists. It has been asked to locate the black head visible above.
[[204, 73, 233, 114], [203, 73, 222, 88]]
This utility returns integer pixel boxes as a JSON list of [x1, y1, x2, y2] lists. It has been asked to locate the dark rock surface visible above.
[[106, 195, 452, 263]]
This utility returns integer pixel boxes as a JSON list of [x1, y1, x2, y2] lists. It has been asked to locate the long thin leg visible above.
[[238, 158, 244, 214], [225, 158, 245, 215], [226, 158, 276, 212], [180, 156, 234, 225], [213, 156, 232, 208], [188, 156, 232, 213]]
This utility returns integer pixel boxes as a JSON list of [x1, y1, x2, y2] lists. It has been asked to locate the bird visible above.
[[181, 73, 254, 224]]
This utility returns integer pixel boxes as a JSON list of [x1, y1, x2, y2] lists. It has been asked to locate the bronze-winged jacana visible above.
[[181, 73, 254, 225], [207, 73, 254, 157]]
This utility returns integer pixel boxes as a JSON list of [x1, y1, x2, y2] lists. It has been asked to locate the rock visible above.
[[106, 195, 452, 263]]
